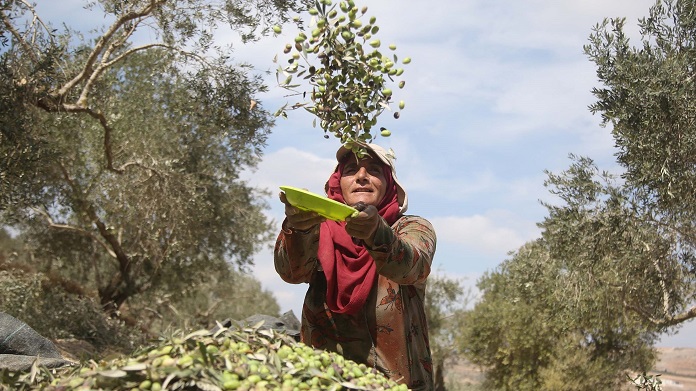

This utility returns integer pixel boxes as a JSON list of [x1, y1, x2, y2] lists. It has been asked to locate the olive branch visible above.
[[273, 0, 410, 156]]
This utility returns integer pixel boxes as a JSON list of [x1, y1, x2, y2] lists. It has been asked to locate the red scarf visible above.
[[318, 162, 400, 315]]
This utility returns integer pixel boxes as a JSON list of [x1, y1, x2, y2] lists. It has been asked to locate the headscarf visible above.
[[317, 156, 400, 315]]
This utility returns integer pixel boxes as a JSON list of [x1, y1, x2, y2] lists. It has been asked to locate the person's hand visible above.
[[345, 202, 380, 245], [279, 191, 325, 232]]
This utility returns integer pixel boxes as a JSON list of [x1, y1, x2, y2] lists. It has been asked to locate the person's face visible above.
[[340, 155, 388, 207]]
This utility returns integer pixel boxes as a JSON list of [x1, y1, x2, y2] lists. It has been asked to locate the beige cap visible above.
[[330, 143, 408, 214]]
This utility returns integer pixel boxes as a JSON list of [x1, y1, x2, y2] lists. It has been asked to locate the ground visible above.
[[652, 347, 696, 391], [443, 347, 696, 391]]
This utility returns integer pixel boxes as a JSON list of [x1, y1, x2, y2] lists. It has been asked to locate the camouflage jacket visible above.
[[274, 215, 436, 390]]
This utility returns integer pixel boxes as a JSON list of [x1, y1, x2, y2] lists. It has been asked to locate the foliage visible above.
[[628, 373, 663, 391], [0, 57, 52, 210], [540, 156, 688, 339], [1, 0, 309, 181], [424, 273, 470, 390], [0, 0, 311, 315], [0, 230, 280, 348], [0, 266, 141, 353], [274, 0, 410, 152], [536, 333, 634, 391], [461, 1, 696, 388], [130, 269, 282, 335], [461, 242, 559, 391], [461, 237, 657, 391], [0, 325, 409, 391], [584, 0, 696, 327]]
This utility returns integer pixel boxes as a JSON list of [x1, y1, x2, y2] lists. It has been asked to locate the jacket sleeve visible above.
[[273, 219, 320, 284], [367, 215, 436, 287]]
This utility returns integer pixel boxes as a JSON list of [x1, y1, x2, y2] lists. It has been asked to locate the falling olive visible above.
[[274, 0, 414, 146]]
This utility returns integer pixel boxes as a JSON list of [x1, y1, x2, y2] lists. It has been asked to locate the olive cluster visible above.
[[7, 325, 408, 391], [274, 0, 410, 151]]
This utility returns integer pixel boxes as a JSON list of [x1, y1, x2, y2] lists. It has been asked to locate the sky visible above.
[[36, 0, 696, 348]]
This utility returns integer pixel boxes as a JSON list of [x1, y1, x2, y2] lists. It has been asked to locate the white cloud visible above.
[[431, 212, 540, 257], [429, 270, 484, 310], [251, 247, 307, 317], [247, 146, 336, 195]]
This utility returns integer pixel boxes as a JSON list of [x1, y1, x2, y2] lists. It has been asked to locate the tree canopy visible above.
[[0, 0, 310, 318], [584, 0, 696, 327], [461, 0, 696, 389], [424, 273, 470, 390]]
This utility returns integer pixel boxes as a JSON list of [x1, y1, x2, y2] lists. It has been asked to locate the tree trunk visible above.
[[434, 360, 446, 391]]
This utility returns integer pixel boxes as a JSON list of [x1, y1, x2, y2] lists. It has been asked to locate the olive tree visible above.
[[460, 1, 696, 387], [424, 273, 470, 391], [584, 0, 696, 327], [461, 232, 657, 391], [0, 0, 310, 315]]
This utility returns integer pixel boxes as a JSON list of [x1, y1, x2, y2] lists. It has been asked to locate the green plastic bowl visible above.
[[280, 186, 358, 222]]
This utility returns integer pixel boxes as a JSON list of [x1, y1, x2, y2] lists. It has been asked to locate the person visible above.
[[274, 143, 437, 390]]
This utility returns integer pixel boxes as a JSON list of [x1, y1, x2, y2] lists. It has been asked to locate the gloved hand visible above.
[[345, 201, 381, 245], [279, 191, 325, 232]]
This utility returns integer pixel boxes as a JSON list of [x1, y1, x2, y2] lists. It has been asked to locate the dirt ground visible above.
[[444, 347, 696, 391], [652, 347, 696, 391]]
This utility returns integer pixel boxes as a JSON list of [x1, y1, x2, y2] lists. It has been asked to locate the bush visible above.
[[0, 268, 143, 354]]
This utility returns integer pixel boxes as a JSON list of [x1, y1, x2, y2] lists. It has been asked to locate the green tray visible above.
[[280, 186, 358, 222]]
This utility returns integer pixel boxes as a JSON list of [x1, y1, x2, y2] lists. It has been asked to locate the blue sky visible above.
[[37, 0, 696, 348]]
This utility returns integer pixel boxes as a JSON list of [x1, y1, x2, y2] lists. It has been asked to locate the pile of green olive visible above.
[[2, 325, 408, 391]]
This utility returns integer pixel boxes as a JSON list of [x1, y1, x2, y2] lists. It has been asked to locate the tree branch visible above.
[[45, 104, 163, 174], [30, 206, 117, 259], [1, 13, 37, 61], [56, 162, 131, 282], [0, 1, 52, 66], [625, 300, 696, 328], [57, 0, 166, 98], [24, 1, 207, 174], [650, 255, 672, 319], [102, 42, 212, 70]]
